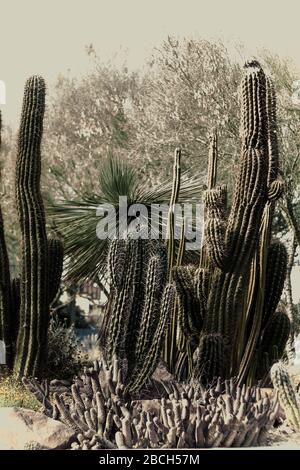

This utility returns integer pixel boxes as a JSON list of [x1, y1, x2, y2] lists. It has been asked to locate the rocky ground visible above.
[[0, 406, 299, 450]]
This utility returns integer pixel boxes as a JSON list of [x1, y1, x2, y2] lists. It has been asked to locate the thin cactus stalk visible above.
[[163, 149, 181, 372]]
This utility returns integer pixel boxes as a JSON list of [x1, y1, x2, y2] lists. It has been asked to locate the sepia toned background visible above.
[[0, 0, 299, 297], [0, 0, 300, 126]]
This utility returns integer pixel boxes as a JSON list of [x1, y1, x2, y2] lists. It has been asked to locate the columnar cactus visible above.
[[171, 61, 289, 385], [105, 238, 175, 392], [0, 78, 64, 378], [13, 77, 49, 377], [271, 362, 300, 430], [47, 238, 64, 306]]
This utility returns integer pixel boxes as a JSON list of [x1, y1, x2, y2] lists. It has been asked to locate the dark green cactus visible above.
[[173, 265, 203, 346], [193, 333, 225, 384], [10, 277, 21, 353], [47, 238, 64, 306], [106, 238, 173, 391], [13, 76, 49, 377], [0, 78, 64, 378], [134, 254, 167, 361], [106, 238, 141, 361], [262, 242, 287, 327], [0, 206, 12, 367], [256, 309, 291, 379], [271, 362, 300, 430], [127, 282, 176, 393], [192, 61, 289, 385]]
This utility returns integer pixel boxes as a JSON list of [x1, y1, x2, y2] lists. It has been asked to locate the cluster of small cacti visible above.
[[0, 77, 63, 378], [23, 441, 44, 450], [23, 359, 279, 449], [104, 238, 176, 392], [271, 362, 300, 431]]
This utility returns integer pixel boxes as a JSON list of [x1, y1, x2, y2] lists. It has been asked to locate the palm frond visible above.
[[47, 157, 205, 284]]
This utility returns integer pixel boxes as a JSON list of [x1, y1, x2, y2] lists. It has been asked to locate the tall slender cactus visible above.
[[0, 78, 64, 378], [13, 76, 49, 378]]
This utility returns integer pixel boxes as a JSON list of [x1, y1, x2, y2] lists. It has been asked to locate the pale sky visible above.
[[1, 0, 300, 126]]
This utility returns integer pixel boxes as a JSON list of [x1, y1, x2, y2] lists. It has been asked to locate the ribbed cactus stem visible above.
[[48, 238, 64, 306], [262, 242, 287, 326], [257, 310, 290, 379], [134, 255, 166, 361], [173, 265, 203, 346], [194, 333, 225, 384], [128, 283, 175, 393], [13, 76, 49, 378], [271, 362, 300, 431]]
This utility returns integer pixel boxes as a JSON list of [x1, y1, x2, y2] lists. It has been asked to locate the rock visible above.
[[0, 407, 76, 450]]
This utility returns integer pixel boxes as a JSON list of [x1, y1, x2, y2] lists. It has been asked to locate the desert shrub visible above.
[[46, 319, 87, 380], [0, 375, 40, 410], [80, 333, 100, 362]]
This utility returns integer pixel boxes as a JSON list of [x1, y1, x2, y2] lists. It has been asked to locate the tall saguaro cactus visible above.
[[0, 77, 64, 378]]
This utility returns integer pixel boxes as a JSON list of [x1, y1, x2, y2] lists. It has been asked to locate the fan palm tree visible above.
[[47, 155, 204, 287]]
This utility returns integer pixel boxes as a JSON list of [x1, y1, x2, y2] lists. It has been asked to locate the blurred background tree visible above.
[[1, 37, 300, 293]]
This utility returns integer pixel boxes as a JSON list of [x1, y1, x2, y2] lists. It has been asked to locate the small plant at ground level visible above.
[[23, 359, 279, 449], [46, 319, 87, 381], [0, 375, 40, 410], [80, 333, 100, 362], [23, 441, 44, 450]]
